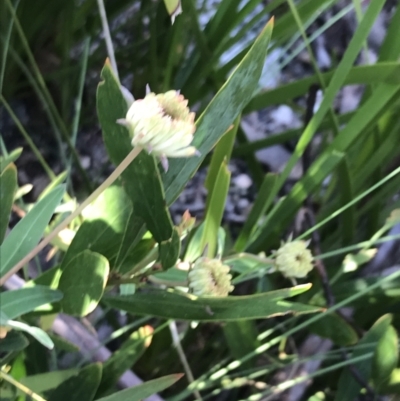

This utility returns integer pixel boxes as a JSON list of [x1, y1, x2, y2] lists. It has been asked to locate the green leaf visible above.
[[205, 117, 238, 193], [380, 368, 400, 395], [372, 324, 398, 387], [117, 238, 155, 276], [28, 264, 63, 290], [200, 159, 231, 257], [245, 63, 400, 112], [338, 158, 355, 245], [104, 285, 320, 321], [353, 118, 400, 192], [151, 267, 188, 286], [226, 253, 273, 278], [334, 314, 393, 401], [0, 162, 17, 244], [0, 311, 10, 326], [58, 250, 109, 316], [38, 170, 68, 200], [248, 0, 391, 250], [0, 147, 22, 173], [23, 266, 63, 315], [96, 61, 173, 243], [162, 18, 274, 204], [20, 369, 80, 395], [378, 5, 400, 62], [0, 286, 63, 319], [3, 319, 54, 349], [0, 185, 65, 279], [159, 227, 181, 270], [223, 321, 260, 371], [114, 213, 146, 272], [96, 326, 152, 397], [183, 223, 205, 263], [234, 173, 278, 252], [271, 0, 335, 44], [234, 111, 355, 156], [123, 152, 174, 243], [308, 313, 358, 346], [61, 185, 132, 269], [213, 0, 336, 85], [96, 374, 183, 401], [248, 151, 344, 251], [333, 276, 400, 305], [0, 330, 29, 353], [46, 363, 102, 401], [216, 227, 226, 257], [9, 353, 26, 389]]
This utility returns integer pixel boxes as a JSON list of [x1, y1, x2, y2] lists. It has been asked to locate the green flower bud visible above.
[[188, 257, 234, 297], [117, 90, 197, 171], [274, 240, 314, 279]]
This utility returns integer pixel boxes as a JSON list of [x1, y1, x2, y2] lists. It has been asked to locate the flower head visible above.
[[274, 240, 314, 279], [117, 90, 197, 171], [188, 257, 234, 297]]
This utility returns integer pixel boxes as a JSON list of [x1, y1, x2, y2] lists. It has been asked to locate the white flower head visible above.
[[274, 239, 314, 279], [117, 90, 197, 171], [188, 257, 234, 297]]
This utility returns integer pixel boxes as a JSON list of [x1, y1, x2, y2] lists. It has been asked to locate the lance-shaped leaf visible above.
[[46, 363, 102, 401], [0, 185, 65, 279], [104, 284, 320, 321], [0, 163, 17, 244], [162, 18, 274, 204], [96, 374, 183, 401], [0, 147, 22, 173], [0, 286, 63, 319], [0, 311, 54, 350], [334, 314, 393, 401]]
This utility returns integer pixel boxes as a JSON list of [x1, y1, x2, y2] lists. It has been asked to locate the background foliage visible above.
[[1, 0, 400, 400]]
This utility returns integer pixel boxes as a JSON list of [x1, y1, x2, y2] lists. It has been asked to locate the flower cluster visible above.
[[188, 257, 234, 297], [118, 90, 197, 171], [274, 240, 314, 279]]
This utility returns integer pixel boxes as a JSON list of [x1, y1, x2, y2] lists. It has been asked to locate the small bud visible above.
[[117, 90, 197, 171], [176, 210, 196, 236], [188, 257, 234, 297], [0, 326, 10, 339], [274, 240, 314, 279]]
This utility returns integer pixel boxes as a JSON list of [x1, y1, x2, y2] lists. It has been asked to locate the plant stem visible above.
[[0, 146, 143, 286], [126, 246, 159, 276], [96, 0, 119, 82], [169, 320, 203, 401], [0, 370, 47, 401]]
